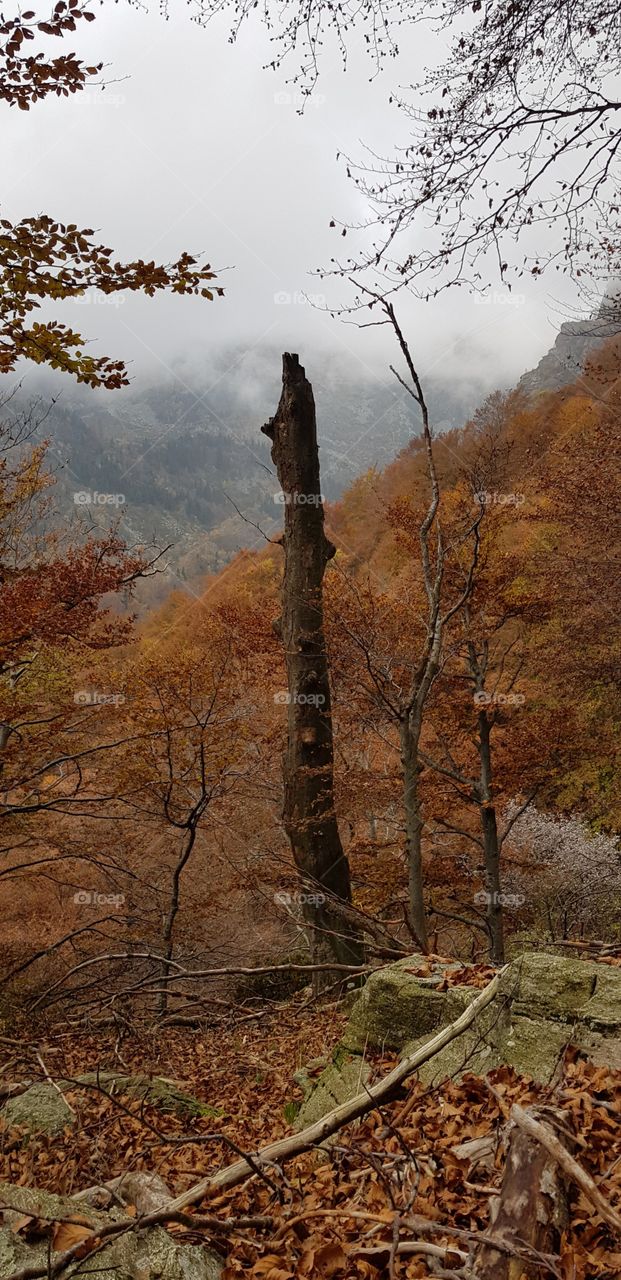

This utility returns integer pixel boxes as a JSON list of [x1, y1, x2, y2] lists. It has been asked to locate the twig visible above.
[[353, 1240, 469, 1265], [35, 1054, 77, 1117]]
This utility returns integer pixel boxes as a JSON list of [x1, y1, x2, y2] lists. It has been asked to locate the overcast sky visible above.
[[5, 1, 585, 403]]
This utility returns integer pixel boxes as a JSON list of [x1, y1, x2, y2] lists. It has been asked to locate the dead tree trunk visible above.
[[474, 1106, 572, 1279], [262, 353, 364, 981]]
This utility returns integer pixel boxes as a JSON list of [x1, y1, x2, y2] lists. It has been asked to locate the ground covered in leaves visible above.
[[1, 993, 621, 1279]]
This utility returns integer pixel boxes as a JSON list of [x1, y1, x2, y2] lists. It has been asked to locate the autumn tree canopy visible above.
[[0, 0, 223, 387]]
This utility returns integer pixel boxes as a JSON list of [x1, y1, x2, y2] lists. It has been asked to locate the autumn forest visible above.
[[1, 2, 621, 1279]]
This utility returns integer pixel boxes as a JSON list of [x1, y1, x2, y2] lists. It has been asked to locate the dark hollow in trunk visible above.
[[262, 353, 364, 984]]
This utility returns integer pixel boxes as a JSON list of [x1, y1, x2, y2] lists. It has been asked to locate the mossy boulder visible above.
[[1, 1076, 216, 1137], [400, 1026, 503, 1088], [2, 1085, 74, 1136], [337, 951, 621, 1086], [502, 1017, 576, 1081], [293, 1051, 371, 1130], [399, 983, 511, 1087], [0, 1182, 222, 1280], [506, 952, 621, 1030], [341, 955, 467, 1052], [72, 1073, 214, 1118]]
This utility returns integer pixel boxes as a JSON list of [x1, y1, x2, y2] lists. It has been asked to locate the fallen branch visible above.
[[474, 1105, 570, 1279], [273, 1208, 560, 1273], [165, 965, 507, 1210], [354, 1240, 468, 1265], [35, 1053, 76, 1117], [511, 1102, 621, 1239], [2, 969, 507, 1280]]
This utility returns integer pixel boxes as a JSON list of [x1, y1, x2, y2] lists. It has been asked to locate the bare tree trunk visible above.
[[474, 1106, 572, 1279], [478, 710, 505, 963], [262, 353, 364, 983], [401, 719, 429, 952], [158, 825, 197, 1017]]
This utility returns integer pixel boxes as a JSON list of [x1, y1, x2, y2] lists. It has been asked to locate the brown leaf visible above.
[[314, 1243, 348, 1277], [253, 1256, 293, 1278], [10, 1215, 34, 1235], [52, 1219, 94, 1252]]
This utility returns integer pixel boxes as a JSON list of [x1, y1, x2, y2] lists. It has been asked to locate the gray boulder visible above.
[[0, 1182, 222, 1280], [293, 1051, 371, 1130], [1, 1076, 216, 1138], [341, 955, 468, 1052], [339, 951, 621, 1086], [2, 1085, 74, 1137], [72, 1073, 216, 1118]]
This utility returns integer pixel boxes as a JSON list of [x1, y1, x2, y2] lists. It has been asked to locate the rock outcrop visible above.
[[293, 952, 621, 1120], [0, 1182, 223, 1280], [293, 1051, 371, 1130], [3, 1084, 74, 1137], [346, 952, 621, 1085], [1, 1074, 213, 1137], [518, 289, 621, 395]]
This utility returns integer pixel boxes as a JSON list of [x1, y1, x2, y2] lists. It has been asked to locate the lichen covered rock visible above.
[[294, 1051, 371, 1130], [337, 951, 621, 1086], [0, 1182, 222, 1280], [2, 1084, 74, 1136], [341, 955, 467, 1052], [73, 1073, 214, 1118], [1, 1075, 214, 1137], [507, 952, 621, 1030]]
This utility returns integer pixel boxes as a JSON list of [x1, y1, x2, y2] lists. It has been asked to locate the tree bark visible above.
[[400, 718, 430, 952], [262, 353, 364, 981], [158, 824, 197, 1016], [477, 708, 505, 964], [474, 1106, 572, 1279]]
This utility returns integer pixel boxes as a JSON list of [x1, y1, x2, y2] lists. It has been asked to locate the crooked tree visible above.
[[263, 353, 363, 979]]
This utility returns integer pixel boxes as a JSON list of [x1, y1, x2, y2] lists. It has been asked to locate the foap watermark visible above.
[[474, 490, 525, 507], [73, 290, 126, 307], [472, 292, 526, 307], [274, 891, 326, 907], [274, 691, 326, 707], [274, 290, 327, 307], [74, 890, 126, 909], [473, 690, 525, 707], [274, 491, 325, 506], [273, 90, 326, 109], [78, 92, 126, 108], [74, 690, 126, 707], [474, 890, 525, 908], [74, 490, 125, 507]]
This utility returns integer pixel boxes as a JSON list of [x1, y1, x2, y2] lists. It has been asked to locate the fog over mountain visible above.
[[3, 0, 601, 614], [19, 299, 617, 606], [25, 345, 489, 595], [4, 0, 614, 602]]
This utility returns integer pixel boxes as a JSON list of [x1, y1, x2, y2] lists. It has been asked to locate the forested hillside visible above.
[[14, 351, 484, 593], [2, 0, 621, 1277], [2, 325, 621, 1277]]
